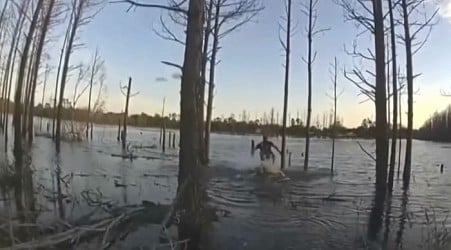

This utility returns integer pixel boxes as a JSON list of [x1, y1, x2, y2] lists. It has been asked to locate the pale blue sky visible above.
[[42, 0, 451, 128]]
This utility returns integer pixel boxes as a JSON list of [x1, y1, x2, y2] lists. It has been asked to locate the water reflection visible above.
[[0, 129, 450, 249], [367, 189, 386, 244], [54, 153, 66, 220], [396, 189, 409, 249], [383, 195, 393, 249]]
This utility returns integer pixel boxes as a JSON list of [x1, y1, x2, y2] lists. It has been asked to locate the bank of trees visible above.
[[0, 0, 106, 154], [339, 0, 437, 193]]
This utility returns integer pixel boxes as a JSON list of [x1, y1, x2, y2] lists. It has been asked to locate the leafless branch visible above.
[[110, 0, 187, 14], [357, 141, 376, 161]]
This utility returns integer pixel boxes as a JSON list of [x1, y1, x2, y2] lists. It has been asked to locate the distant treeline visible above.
[[21, 104, 413, 138], [416, 105, 451, 142]]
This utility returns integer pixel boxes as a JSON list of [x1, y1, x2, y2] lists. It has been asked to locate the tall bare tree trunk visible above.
[[86, 49, 98, 139], [372, 0, 388, 194], [122, 77, 131, 151], [3, 0, 29, 150], [22, 42, 37, 139], [204, 0, 220, 163], [0, 0, 9, 129], [178, 0, 204, 248], [29, 0, 55, 143], [56, 1, 83, 151], [281, 0, 291, 170], [304, 0, 314, 171], [40, 66, 49, 131], [388, 0, 398, 192], [397, 89, 402, 178], [401, 0, 413, 188], [199, 0, 213, 165], [52, 31, 68, 138], [331, 57, 337, 174], [14, 0, 44, 163]]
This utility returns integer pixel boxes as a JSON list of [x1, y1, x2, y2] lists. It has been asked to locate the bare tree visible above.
[[400, 0, 438, 188], [40, 64, 51, 131], [90, 67, 107, 136], [302, 0, 328, 171], [86, 49, 103, 139], [55, 0, 103, 151], [70, 63, 89, 135], [177, 0, 204, 247], [154, 0, 262, 164], [387, 0, 398, 192], [2, 0, 30, 151], [119, 77, 138, 150], [328, 57, 342, 174], [13, 0, 44, 163], [27, 0, 57, 143], [339, 0, 388, 193], [280, 0, 292, 170], [52, 21, 70, 138]]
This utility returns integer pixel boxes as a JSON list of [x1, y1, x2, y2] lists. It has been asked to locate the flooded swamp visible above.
[[0, 124, 450, 249]]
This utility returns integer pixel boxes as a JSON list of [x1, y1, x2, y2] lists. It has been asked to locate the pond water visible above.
[[0, 123, 450, 249]]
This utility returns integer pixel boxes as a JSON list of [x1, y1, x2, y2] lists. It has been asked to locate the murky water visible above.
[[0, 123, 450, 249]]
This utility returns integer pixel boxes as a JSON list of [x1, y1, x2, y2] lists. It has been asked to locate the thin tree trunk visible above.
[[401, 0, 413, 188], [372, 0, 388, 194], [177, 0, 204, 248], [388, 0, 398, 192], [40, 67, 49, 131], [122, 77, 131, 150], [22, 43, 37, 138], [204, 0, 220, 163], [199, 0, 214, 165], [0, 0, 9, 129], [331, 57, 337, 174], [52, 30, 69, 138], [29, 0, 56, 142], [56, 1, 83, 151], [86, 49, 98, 139], [281, 0, 291, 170], [14, 0, 44, 162], [397, 89, 402, 179], [304, 0, 314, 171], [3, 0, 29, 150]]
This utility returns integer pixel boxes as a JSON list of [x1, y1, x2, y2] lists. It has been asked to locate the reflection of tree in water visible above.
[[367, 189, 385, 244], [395, 189, 408, 249], [382, 195, 392, 249], [55, 163, 66, 220], [13, 154, 38, 243]]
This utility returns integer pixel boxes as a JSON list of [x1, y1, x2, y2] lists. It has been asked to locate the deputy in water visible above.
[[254, 135, 281, 163]]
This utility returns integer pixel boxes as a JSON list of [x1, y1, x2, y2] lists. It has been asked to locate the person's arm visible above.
[[255, 143, 262, 149]]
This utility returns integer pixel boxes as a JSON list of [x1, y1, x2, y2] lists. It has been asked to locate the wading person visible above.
[[255, 135, 281, 163]]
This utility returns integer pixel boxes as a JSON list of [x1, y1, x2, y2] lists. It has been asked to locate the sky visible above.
[[41, 0, 451, 129]]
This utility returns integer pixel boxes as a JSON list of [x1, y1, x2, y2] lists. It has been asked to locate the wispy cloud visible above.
[[440, 0, 451, 23]]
